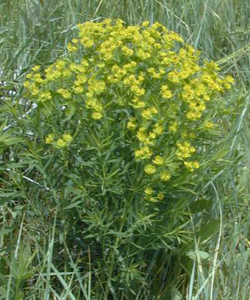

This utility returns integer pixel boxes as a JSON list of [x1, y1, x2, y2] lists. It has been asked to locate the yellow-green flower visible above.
[[67, 43, 78, 52], [63, 134, 73, 142], [149, 132, 156, 139], [224, 75, 234, 84], [184, 160, 200, 172], [204, 121, 214, 129], [168, 71, 180, 83], [127, 118, 137, 130], [168, 122, 178, 132], [149, 197, 158, 202], [162, 89, 173, 99], [91, 112, 103, 120], [142, 21, 150, 27], [45, 134, 54, 144], [160, 170, 171, 181], [145, 187, 153, 195], [57, 139, 67, 148], [153, 155, 164, 165], [32, 65, 40, 71], [73, 86, 84, 94], [144, 164, 157, 174], [153, 123, 164, 135], [157, 192, 164, 200]]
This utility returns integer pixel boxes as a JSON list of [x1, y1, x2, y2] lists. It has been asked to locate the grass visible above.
[[0, 0, 250, 299]]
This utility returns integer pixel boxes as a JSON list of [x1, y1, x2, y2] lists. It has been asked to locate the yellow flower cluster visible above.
[[160, 171, 171, 181], [127, 117, 137, 130], [136, 126, 159, 146], [184, 161, 200, 172], [144, 155, 171, 183], [148, 67, 165, 79], [161, 85, 173, 99], [168, 121, 178, 132], [45, 133, 73, 148], [153, 155, 164, 165], [23, 19, 234, 194], [144, 164, 156, 174], [176, 141, 196, 159], [204, 121, 214, 129], [144, 187, 165, 202], [45, 134, 54, 144], [135, 146, 153, 160]]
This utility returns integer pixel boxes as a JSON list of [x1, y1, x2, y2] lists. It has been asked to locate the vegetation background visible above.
[[0, 0, 249, 299]]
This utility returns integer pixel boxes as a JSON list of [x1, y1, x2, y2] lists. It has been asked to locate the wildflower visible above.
[[204, 121, 214, 129], [149, 197, 158, 202], [145, 187, 153, 195], [57, 139, 67, 148], [142, 21, 150, 27], [157, 192, 164, 200], [162, 89, 173, 99], [137, 129, 147, 142], [91, 112, 103, 120], [176, 142, 195, 159], [135, 147, 153, 160], [57, 89, 71, 99], [67, 43, 78, 52], [224, 75, 234, 84], [149, 132, 156, 139], [63, 134, 73, 142], [55, 60, 66, 69], [62, 69, 72, 78], [142, 109, 152, 120], [153, 155, 164, 165], [224, 83, 231, 90], [168, 71, 180, 83], [23, 19, 233, 196], [73, 86, 84, 94], [160, 171, 171, 181], [184, 161, 200, 172], [168, 122, 178, 132], [144, 164, 157, 174], [23, 81, 30, 88], [93, 102, 103, 112], [45, 134, 54, 144], [153, 124, 164, 135], [127, 118, 137, 130], [71, 38, 78, 44], [32, 65, 40, 71]]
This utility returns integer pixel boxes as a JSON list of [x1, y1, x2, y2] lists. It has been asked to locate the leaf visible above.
[[195, 219, 220, 242], [0, 191, 23, 206], [0, 227, 13, 236], [188, 199, 213, 213], [64, 200, 83, 210], [186, 250, 210, 261], [73, 155, 96, 167]]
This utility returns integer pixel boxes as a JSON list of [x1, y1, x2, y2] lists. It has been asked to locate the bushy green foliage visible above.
[[6, 19, 233, 298], [23, 19, 234, 189]]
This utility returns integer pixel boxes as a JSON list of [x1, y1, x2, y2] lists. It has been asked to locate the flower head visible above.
[[153, 156, 164, 165], [45, 134, 54, 144], [145, 187, 153, 195], [160, 171, 171, 181], [144, 164, 157, 175]]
